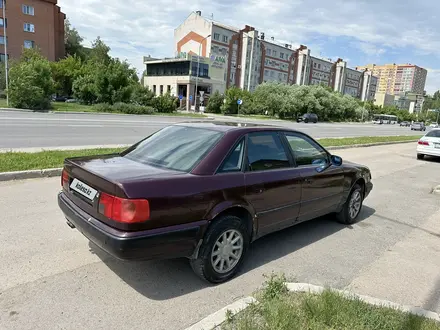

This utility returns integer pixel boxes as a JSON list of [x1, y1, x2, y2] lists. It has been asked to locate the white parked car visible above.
[[430, 123, 439, 128], [417, 128, 440, 160]]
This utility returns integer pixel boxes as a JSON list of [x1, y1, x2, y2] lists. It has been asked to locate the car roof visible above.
[[174, 121, 287, 133]]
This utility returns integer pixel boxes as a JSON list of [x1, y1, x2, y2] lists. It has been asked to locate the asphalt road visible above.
[[0, 110, 426, 149], [1, 143, 440, 330]]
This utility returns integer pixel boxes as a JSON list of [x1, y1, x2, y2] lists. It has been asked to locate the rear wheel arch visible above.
[[191, 206, 254, 260], [209, 206, 254, 239]]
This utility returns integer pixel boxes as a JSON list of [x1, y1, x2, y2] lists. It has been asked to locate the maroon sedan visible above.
[[58, 122, 373, 283]]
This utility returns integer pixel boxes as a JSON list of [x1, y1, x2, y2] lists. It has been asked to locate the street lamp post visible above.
[[2, 0, 8, 106], [194, 34, 211, 112]]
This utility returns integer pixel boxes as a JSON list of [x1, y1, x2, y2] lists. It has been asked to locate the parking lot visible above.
[[1, 142, 440, 330]]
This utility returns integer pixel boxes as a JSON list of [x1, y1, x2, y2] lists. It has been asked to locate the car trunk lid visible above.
[[62, 154, 184, 229]]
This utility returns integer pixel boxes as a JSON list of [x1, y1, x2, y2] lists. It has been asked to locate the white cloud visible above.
[[58, 0, 440, 92]]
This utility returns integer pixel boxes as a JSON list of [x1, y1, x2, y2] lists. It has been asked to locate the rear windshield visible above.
[[123, 126, 223, 172], [426, 130, 440, 138]]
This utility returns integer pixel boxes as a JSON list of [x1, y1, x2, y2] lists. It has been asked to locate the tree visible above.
[[221, 86, 252, 114], [8, 49, 54, 110], [88, 37, 111, 65], [51, 55, 84, 96], [205, 91, 223, 113], [64, 19, 85, 59]]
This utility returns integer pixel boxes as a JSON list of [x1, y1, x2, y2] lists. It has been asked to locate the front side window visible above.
[[123, 126, 223, 172], [218, 140, 245, 173], [246, 132, 290, 171], [284, 133, 329, 167]]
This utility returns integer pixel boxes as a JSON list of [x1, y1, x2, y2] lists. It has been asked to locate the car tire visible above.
[[190, 215, 250, 284], [336, 183, 364, 225], [417, 153, 424, 160], [304, 119, 309, 123]]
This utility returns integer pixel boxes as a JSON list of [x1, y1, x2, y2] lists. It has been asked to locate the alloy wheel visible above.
[[211, 229, 244, 274]]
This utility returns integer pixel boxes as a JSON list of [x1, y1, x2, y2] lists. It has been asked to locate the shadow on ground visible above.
[[90, 206, 375, 301]]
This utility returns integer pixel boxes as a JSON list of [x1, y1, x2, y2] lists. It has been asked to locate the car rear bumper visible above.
[[58, 192, 207, 260], [417, 145, 440, 157]]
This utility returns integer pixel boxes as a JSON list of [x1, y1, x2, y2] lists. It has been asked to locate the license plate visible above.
[[70, 178, 98, 201], [435, 144, 440, 149]]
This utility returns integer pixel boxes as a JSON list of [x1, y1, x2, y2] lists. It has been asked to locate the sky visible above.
[[58, 0, 440, 95]]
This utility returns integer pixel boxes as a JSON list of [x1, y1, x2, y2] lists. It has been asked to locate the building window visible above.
[[24, 23, 35, 33], [280, 52, 284, 59], [0, 36, 5, 45], [167, 85, 171, 93], [213, 33, 220, 41], [0, 18, 4, 27], [266, 49, 271, 56], [153, 85, 156, 94], [264, 69, 268, 76], [160, 85, 164, 95], [24, 40, 34, 49], [272, 50, 277, 57], [222, 35, 228, 43], [22, 5, 35, 15], [0, 53, 8, 62]]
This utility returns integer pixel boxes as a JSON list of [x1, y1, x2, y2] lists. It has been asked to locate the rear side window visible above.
[[123, 126, 223, 172], [246, 132, 290, 171], [218, 140, 245, 173], [426, 130, 440, 138]]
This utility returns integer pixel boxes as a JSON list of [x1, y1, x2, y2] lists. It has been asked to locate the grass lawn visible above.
[[0, 148, 123, 173], [317, 135, 422, 147], [222, 275, 440, 330], [0, 99, 206, 117], [0, 135, 421, 173], [0, 98, 8, 108], [51, 102, 207, 117]]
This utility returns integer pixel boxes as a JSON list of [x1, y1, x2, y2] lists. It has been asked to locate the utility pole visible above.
[[194, 34, 210, 112], [2, 0, 8, 106]]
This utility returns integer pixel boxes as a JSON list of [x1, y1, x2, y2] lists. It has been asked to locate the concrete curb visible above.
[[184, 282, 440, 330], [0, 144, 131, 154], [185, 296, 257, 330], [0, 168, 62, 182]]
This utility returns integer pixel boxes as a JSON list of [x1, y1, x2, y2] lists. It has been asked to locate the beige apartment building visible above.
[[356, 63, 427, 96]]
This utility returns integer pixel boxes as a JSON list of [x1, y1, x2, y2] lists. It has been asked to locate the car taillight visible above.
[[98, 192, 150, 223], [418, 140, 429, 146], [61, 169, 69, 189]]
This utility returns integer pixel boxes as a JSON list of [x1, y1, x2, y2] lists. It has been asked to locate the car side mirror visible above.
[[331, 155, 343, 166]]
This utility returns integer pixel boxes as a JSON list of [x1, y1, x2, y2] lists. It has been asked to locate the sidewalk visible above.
[[347, 208, 440, 313]]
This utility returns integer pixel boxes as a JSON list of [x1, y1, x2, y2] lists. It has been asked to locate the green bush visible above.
[[92, 102, 155, 114], [205, 91, 224, 113], [153, 92, 178, 113], [8, 49, 54, 110]]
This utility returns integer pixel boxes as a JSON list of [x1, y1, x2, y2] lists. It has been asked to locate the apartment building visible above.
[[145, 11, 378, 109], [356, 63, 427, 96], [0, 0, 65, 62]]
